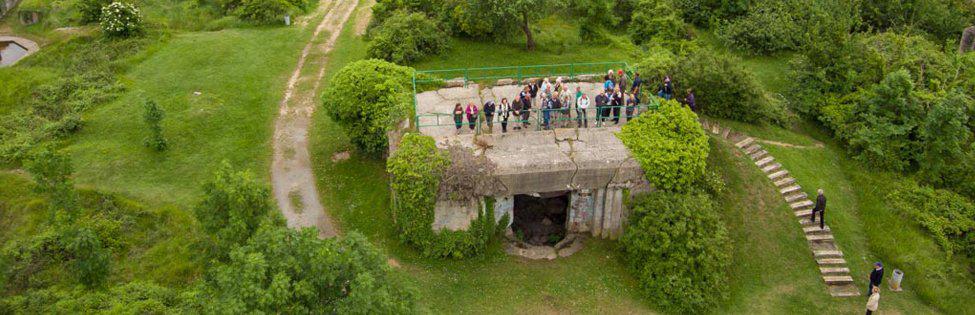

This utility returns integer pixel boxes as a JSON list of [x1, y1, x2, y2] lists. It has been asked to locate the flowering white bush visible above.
[[99, 2, 143, 37]]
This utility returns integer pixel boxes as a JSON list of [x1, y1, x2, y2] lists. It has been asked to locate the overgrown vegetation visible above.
[[618, 100, 709, 192], [620, 192, 731, 314], [321, 59, 413, 156], [888, 183, 975, 260], [387, 133, 504, 258], [141, 99, 167, 151], [99, 2, 144, 37]]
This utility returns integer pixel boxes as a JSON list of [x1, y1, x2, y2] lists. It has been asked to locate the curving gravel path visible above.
[[271, 0, 358, 238]]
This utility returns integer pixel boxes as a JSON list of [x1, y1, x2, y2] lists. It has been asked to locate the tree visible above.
[[848, 70, 924, 171], [617, 100, 709, 192], [60, 227, 111, 288], [570, 0, 617, 39], [321, 59, 413, 156], [675, 49, 786, 124], [920, 91, 973, 186], [193, 226, 417, 313], [25, 149, 78, 220], [142, 99, 168, 151], [194, 162, 273, 256], [628, 0, 686, 46], [620, 192, 731, 313]]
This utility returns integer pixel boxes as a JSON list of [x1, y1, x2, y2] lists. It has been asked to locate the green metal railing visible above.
[[414, 99, 662, 135]]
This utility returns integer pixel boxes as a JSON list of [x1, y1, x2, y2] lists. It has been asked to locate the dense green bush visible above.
[[618, 100, 709, 192], [367, 10, 448, 64], [233, 0, 292, 24], [0, 281, 180, 313], [919, 91, 972, 186], [78, 0, 113, 23], [888, 183, 975, 260], [675, 49, 785, 124], [193, 162, 274, 257], [60, 227, 112, 288], [321, 59, 413, 156], [845, 70, 924, 171], [628, 0, 686, 46], [193, 226, 417, 313], [387, 133, 503, 258], [717, 0, 857, 55], [620, 192, 731, 314], [99, 2, 144, 37], [859, 0, 974, 42], [672, 0, 748, 27]]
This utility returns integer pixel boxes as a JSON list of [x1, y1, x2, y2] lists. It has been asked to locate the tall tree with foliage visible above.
[[193, 226, 417, 313], [194, 162, 274, 256], [848, 70, 924, 171], [920, 91, 973, 187]]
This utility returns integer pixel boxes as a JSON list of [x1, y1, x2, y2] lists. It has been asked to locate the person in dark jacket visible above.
[[595, 91, 608, 127], [520, 86, 533, 128], [498, 98, 511, 133], [625, 92, 637, 121], [631, 72, 644, 94], [658, 76, 674, 100], [528, 80, 540, 106], [684, 88, 697, 112], [611, 87, 623, 124], [869, 262, 884, 293], [453, 103, 464, 134], [483, 100, 496, 131], [812, 189, 826, 229]]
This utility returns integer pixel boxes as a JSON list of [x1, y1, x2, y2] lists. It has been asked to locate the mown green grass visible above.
[[730, 120, 973, 313], [63, 26, 313, 206]]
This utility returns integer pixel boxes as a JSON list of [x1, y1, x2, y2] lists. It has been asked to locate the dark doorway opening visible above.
[[512, 192, 568, 246]]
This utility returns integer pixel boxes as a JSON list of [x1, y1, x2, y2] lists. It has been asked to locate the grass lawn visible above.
[[63, 25, 314, 206]]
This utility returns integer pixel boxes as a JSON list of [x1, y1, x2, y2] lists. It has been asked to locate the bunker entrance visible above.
[[512, 192, 568, 246]]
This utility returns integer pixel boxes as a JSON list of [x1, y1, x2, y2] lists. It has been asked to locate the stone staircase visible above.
[[702, 119, 860, 298]]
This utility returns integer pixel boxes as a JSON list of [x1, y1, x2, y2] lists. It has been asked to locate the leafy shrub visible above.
[[367, 10, 448, 64], [387, 133, 503, 258], [25, 149, 78, 217], [99, 2, 144, 38], [617, 100, 709, 192], [233, 0, 292, 24], [193, 162, 274, 256], [620, 192, 731, 313], [675, 49, 784, 124], [321, 59, 413, 156], [142, 99, 167, 151], [194, 226, 418, 313], [60, 227, 111, 288], [888, 183, 975, 260], [672, 0, 749, 27], [717, 0, 856, 55], [919, 91, 973, 187], [628, 0, 686, 46], [858, 0, 974, 42], [0, 281, 179, 313], [846, 70, 924, 171], [77, 0, 112, 23]]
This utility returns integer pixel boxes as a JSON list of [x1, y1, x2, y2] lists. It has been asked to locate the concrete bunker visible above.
[[391, 68, 654, 259], [0, 36, 39, 67]]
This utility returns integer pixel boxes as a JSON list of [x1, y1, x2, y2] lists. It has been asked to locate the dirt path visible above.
[[272, 0, 358, 238]]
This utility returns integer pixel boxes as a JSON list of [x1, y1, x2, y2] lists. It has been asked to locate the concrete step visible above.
[[755, 156, 775, 167], [817, 258, 847, 266], [775, 177, 796, 187], [711, 124, 722, 135], [744, 144, 762, 155], [736, 137, 755, 148], [806, 234, 835, 242], [721, 128, 732, 139], [780, 185, 802, 195], [814, 250, 843, 259], [750, 150, 769, 160], [791, 200, 814, 210], [768, 170, 790, 180], [761, 163, 782, 173], [804, 226, 831, 234], [829, 284, 861, 297], [795, 209, 813, 218], [824, 275, 855, 285], [820, 267, 850, 276], [785, 192, 807, 203]]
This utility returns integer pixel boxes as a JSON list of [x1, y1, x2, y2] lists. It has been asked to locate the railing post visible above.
[[517, 66, 522, 82], [569, 64, 574, 78]]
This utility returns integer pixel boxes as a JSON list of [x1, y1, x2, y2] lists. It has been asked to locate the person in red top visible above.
[[465, 102, 479, 130]]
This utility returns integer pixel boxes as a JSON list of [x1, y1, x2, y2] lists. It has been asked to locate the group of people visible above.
[[810, 189, 888, 315], [451, 70, 697, 134]]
